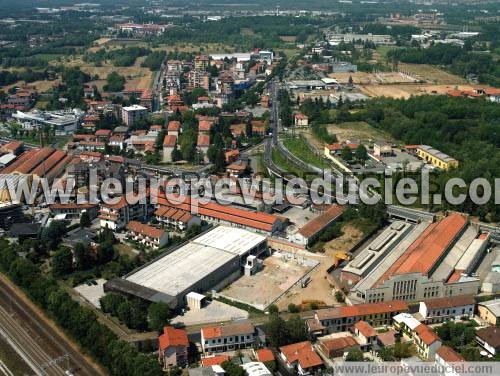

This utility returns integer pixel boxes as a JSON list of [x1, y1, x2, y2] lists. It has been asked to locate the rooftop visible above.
[[476, 327, 500, 348], [478, 299, 500, 317], [159, 326, 189, 350], [422, 295, 475, 310], [353, 320, 377, 337], [298, 205, 345, 239], [316, 300, 408, 321], [418, 145, 456, 163], [201, 321, 255, 339], [414, 324, 440, 346], [279, 341, 323, 370], [436, 345, 464, 362], [127, 221, 165, 239]]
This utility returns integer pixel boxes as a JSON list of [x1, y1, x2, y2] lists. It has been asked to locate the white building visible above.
[[418, 295, 475, 324], [121, 105, 148, 127], [242, 362, 272, 376], [13, 109, 82, 135], [201, 321, 256, 354]]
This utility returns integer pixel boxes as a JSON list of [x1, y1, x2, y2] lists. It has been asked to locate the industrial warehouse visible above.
[[342, 213, 490, 304], [104, 226, 268, 308]]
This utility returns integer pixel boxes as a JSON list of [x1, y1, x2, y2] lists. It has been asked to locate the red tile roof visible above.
[[436, 345, 464, 362], [202, 322, 254, 340], [422, 295, 474, 310], [159, 326, 189, 350], [168, 121, 181, 131], [279, 341, 323, 370], [127, 220, 165, 239], [155, 193, 280, 232], [201, 355, 230, 367], [255, 349, 275, 363], [325, 143, 358, 152], [197, 134, 210, 147], [95, 129, 112, 136], [354, 320, 377, 338], [316, 300, 408, 320], [415, 324, 440, 346], [163, 135, 177, 147], [298, 205, 345, 238], [50, 202, 98, 210], [375, 213, 467, 286], [199, 120, 213, 132], [319, 336, 358, 353]]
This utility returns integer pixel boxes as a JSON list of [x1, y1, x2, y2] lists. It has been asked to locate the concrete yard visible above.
[[171, 300, 249, 327], [219, 253, 318, 310], [74, 278, 107, 308]]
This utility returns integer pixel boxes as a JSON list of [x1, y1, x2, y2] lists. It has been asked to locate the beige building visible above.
[[163, 135, 177, 163], [478, 299, 500, 326]]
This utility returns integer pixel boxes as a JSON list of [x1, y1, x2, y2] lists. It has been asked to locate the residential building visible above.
[[352, 320, 377, 351], [49, 203, 99, 220], [201, 322, 256, 354], [122, 105, 148, 127], [435, 346, 464, 376], [393, 313, 441, 360], [311, 300, 408, 334], [416, 145, 458, 170], [414, 324, 442, 360], [242, 362, 272, 376], [201, 355, 230, 367], [294, 113, 309, 127], [155, 207, 201, 231], [99, 195, 148, 230], [158, 326, 189, 370], [195, 55, 210, 70], [279, 341, 323, 376], [476, 327, 500, 356], [163, 135, 177, 163], [418, 295, 475, 324], [254, 349, 274, 364], [127, 221, 168, 249], [167, 121, 181, 136], [373, 141, 393, 157], [477, 299, 500, 326], [197, 134, 210, 163], [317, 336, 359, 359], [188, 70, 210, 91]]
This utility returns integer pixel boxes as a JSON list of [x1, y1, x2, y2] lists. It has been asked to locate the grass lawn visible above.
[[271, 148, 307, 177], [283, 136, 330, 169]]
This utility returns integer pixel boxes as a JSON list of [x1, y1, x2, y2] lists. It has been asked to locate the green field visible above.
[[283, 137, 330, 169]]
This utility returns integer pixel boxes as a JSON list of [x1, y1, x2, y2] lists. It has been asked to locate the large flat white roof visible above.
[[194, 226, 266, 256], [125, 226, 266, 297], [126, 241, 238, 297]]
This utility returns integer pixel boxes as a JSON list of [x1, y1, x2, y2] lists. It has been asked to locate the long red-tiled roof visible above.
[[159, 326, 189, 350], [15, 147, 55, 174], [279, 341, 323, 369], [201, 322, 254, 340], [31, 150, 67, 178], [423, 295, 474, 310], [0, 149, 36, 173], [198, 120, 213, 132], [167, 121, 181, 131], [127, 220, 165, 239], [375, 214, 467, 286], [298, 205, 345, 238], [316, 300, 408, 320], [319, 336, 358, 352], [50, 202, 98, 210], [155, 193, 279, 232]]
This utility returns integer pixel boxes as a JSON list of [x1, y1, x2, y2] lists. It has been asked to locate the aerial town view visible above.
[[0, 0, 500, 375]]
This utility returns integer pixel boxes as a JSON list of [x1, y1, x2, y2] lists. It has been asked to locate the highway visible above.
[[0, 275, 106, 376]]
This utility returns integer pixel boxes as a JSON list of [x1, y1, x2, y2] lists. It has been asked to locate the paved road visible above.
[[0, 275, 106, 376]]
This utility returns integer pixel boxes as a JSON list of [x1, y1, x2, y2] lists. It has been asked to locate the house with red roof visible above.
[[352, 320, 377, 351], [127, 221, 168, 249], [279, 341, 323, 376], [294, 113, 309, 127], [254, 348, 275, 363], [163, 135, 177, 163], [201, 355, 230, 367], [201, 321, 256, 354], [414, 323, 441, 360], [99, 193, 149, 230], [158, 326, 189, 369]]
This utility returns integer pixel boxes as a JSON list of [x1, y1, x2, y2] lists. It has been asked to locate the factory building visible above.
[[344, 213, 485, 304], [104, 226, 267, 308]]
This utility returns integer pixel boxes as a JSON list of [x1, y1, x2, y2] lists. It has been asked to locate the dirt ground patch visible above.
[[220, 254, 316, 310], [280, 36, 297, 42], [277, 225, 364, 310], [330, 71, 416, 85], [359, 83, 485, 99], [325, 121, 394, 144]]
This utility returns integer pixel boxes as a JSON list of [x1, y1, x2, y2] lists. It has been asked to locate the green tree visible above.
[[345, 348, 364, 361], [355, 144, 368, 162], [341, 146, 353, 161], [51, 248, 73, 277], [80, 211, 91, 228], [148, 302, 171, 332], [74, 242, 91, 270], [288, 303, 299, 313], [221, 361, 245, 376]]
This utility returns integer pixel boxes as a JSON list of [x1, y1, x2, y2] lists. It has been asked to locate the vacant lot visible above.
[[399, 63, 467, 85], [359, 83, 484, 99], [277, 225, 364, 310], [325, 121, 394, 144], [220, 254, 317, 310]]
